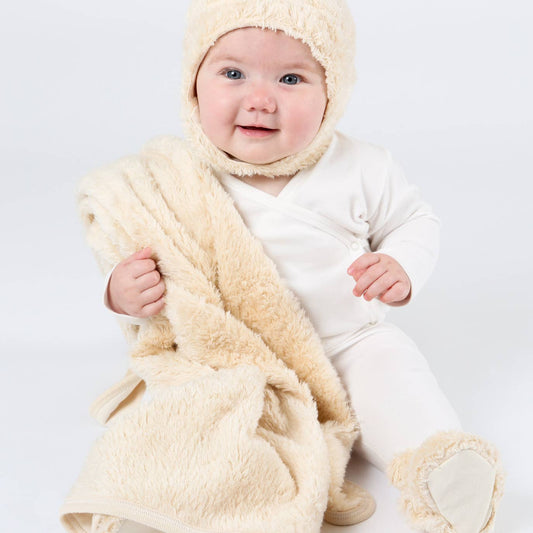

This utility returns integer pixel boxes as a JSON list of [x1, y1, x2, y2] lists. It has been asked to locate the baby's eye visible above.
[[224, 69, 243, 80], [281, 74, 301, 85]]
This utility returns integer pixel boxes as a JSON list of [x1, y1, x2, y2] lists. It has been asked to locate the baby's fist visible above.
[[347, 252, 411, 306], [107, 246, 166, 318]]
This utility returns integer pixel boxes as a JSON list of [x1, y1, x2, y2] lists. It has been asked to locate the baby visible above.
[[97, 0, 504, 532]]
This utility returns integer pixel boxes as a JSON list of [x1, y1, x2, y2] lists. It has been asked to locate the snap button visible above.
[[350, 242, 359, 251]]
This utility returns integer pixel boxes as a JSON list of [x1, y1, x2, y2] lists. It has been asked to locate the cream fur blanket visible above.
[[59, 135, 363, 533]]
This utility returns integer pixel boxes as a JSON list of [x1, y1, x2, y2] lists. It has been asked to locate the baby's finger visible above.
[[135, 269, 162, 291], [138, 296, 166, 318], [129, 258, 158, 279], [363, 272, 398, 301], [347, 252, 380, 277], [352, 262, 387, 297], [139, 280, 166, 305], [124, 246, 152, 264], [379, 282, 410, 304]]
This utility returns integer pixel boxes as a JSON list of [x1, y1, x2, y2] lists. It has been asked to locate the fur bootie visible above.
[[386, 430, 505, 533], [323, 479, 376, 526]]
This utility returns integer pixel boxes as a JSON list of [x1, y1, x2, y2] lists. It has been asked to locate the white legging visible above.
[[329, 321, 463, 471]]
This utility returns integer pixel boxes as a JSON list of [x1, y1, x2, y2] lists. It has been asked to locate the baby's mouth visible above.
[[239, 125, 275, 131], [237, 125, 278, 136]]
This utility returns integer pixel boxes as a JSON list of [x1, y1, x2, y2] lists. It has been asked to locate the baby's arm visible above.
[[104, 247, 166, 324], [349, 150, 440, 306]]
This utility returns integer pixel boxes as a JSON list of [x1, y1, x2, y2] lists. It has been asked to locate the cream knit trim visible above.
[[180, 0, 356, 178], [386, 430, 506, 533], [91, 514, 124, 533]]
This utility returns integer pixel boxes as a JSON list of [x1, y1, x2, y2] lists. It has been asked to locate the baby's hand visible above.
[[346, 253, 411, 305], [107, 246, 166, 318]]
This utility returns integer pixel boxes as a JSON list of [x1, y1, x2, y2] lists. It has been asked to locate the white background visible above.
[[1, 1, 531, 532]]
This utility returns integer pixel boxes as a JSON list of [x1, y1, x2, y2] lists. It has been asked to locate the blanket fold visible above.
[[59, 135, 365, 533]]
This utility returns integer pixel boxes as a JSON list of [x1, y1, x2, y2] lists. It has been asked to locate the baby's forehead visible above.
[[204, 27, 323, 71]]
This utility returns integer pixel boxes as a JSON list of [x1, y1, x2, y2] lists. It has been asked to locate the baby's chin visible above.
[[223, 150, 289, 166]]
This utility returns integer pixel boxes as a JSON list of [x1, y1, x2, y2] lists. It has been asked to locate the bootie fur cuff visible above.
[[386, 430, 506, 533]]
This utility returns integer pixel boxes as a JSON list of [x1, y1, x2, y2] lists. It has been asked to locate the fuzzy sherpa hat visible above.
[[180, 0, 357, 178]]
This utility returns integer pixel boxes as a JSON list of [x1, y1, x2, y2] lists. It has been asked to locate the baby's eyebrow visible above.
[[207, 55, 243, 65], [208, 55, 318, 71], [280, 61, 318, 71]]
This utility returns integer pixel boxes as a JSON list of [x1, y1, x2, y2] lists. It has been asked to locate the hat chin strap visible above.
[[221, 150, 300, 175]]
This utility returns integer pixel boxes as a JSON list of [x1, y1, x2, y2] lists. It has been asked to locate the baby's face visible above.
[[195, 27, 327, 166]]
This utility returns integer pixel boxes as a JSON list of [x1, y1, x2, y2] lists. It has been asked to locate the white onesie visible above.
[[103, 131, 462, 468]]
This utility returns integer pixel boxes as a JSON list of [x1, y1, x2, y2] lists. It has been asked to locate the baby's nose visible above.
[[243, 84, 277, 113]]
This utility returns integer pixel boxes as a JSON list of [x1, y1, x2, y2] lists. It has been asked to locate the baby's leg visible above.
[[91, 515, 163, 533], [331, 321, 463, 469], [330, 322, 505, 533]]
